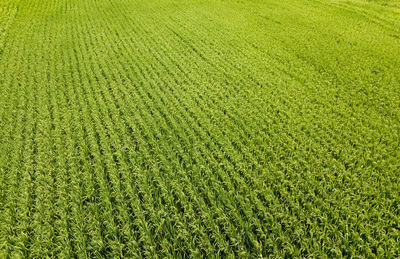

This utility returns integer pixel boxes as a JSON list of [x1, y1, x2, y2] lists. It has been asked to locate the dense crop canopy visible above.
[[0, 0, 399, 257]]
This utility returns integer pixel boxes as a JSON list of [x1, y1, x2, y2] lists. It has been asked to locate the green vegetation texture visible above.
[[0, 0, 399, 257]]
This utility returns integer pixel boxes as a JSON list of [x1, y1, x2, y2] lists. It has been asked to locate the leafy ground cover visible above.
[[0, 0, 399, 257]]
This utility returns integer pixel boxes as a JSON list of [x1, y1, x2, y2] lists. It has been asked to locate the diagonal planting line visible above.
[[0, 4, 18, 57], [0, 2, 19, 174]]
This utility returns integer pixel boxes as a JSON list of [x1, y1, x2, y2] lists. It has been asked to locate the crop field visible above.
[[0, 0, 399, 257]]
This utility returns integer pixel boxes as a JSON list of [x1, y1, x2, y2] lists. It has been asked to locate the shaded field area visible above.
[[0, 0, 399, 257]]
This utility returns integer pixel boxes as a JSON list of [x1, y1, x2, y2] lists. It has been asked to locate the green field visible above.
[[1, 0, 399, 257]]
